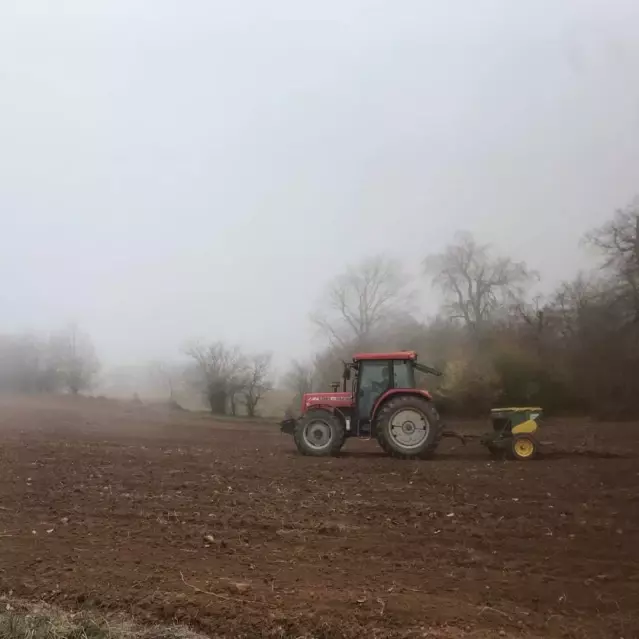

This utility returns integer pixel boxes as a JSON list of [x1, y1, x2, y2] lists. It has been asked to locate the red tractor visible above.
[[280, 351, 444, 458]]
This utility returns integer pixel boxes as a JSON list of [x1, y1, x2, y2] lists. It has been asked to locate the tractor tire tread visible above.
[[293, 409, 345, 457], [375, 396, 443, 459]]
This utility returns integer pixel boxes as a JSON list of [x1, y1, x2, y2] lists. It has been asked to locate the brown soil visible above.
[[0, 396, 637, 638]]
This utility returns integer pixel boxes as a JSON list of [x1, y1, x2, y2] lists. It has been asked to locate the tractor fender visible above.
[[281, 405, 348, 435], [304, 402, 341, 414], [301, 404, 349, 427], [371, 389, 433, 422]]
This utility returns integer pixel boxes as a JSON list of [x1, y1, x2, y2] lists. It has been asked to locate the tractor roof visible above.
[[352, 351, 417, 362]]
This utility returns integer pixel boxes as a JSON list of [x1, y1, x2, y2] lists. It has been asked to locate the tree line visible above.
[[0, 324, 99, 395], [284, 197, 639, 419], [2, 197, 636, 419], [0, 326, 275, 417]]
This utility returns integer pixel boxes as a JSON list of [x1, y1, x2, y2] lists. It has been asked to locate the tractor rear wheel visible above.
[[375, 396, 442, 459], [293, 409, 345, 457]]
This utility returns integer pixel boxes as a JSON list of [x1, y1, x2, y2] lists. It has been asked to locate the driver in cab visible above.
[[372, 366, 392, 393]]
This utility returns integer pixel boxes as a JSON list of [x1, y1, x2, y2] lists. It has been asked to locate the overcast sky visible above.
[[1, 0, 638, 370]]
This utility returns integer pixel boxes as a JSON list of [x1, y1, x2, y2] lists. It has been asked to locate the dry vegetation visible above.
[[0, 598, 208, 639]]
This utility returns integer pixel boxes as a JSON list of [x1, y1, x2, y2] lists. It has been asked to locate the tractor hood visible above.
[[302, 391, 352, 412]]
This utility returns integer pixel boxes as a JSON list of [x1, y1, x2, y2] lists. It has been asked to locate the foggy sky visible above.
[[1, 0, 639, 370]]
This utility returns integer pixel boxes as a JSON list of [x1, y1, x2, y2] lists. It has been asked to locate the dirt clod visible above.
[[227, 581, 251, 595]]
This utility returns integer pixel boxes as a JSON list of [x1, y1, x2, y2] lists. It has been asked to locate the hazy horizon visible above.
[[2, 0, 639, 371]]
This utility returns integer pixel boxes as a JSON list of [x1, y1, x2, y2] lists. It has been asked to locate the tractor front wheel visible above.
[[293, 409, 345, 457], [375, 396, 442, 459]]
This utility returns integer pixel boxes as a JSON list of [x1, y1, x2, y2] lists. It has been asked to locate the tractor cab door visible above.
[[356, 360, 391, 421]]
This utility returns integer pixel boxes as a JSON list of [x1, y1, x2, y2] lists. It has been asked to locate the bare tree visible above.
[[281, 359, 316, 417], [49, 324, 100, 395], [242, 353, 273, 417], [224, 349, 247, 411], [585, 199, 639, 272], [227, 377, 245, 416], [424, 232, 536, 338], [185, 341, 247, 415], [312, 255, 413, 348], [0, 333, 56, 393], [284, 359, 317, 398], [507, 295, 553, 355], [547, 274, 603, 340], [584, 199, 639, 323], [282, 360, 315, 399], [148, 360, 184, 401]]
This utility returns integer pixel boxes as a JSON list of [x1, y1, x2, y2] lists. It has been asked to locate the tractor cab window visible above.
[[392, 360, 415, 389], [356, 360, 391, 419]]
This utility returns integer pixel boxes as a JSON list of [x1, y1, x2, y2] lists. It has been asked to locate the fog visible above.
[[1, 0, 638, 371]]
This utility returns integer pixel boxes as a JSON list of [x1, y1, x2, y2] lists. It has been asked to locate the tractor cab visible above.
[[346, 353, 419, 425]]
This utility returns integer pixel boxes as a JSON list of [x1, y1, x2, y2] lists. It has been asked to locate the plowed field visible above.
[[0, 397, 637, 638]]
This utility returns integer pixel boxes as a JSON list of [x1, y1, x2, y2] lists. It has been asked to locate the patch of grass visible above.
[[0, 601, 206, 639]]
